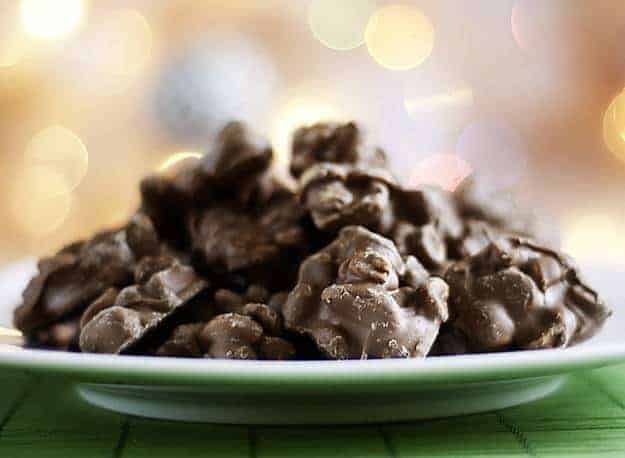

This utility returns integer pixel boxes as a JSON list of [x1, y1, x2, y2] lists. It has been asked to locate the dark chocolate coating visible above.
[[14, 214, 161, 340], [140, 121, 278, 246], [156, 323, 204, 357], [290, 122, 387, 177], [188, 193, 309, 282], [444, 236, 611, 352], [188, 206, 281, 272], [156, 303, 295, 360], [300, 163, 397, 234], [198, 121, 272, 187], [79, 257, 208, 354], [283, 226, 449, 359], [394, 185, 464, 243], [32, 316, 80, 351]]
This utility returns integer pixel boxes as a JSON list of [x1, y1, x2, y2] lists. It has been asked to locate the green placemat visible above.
[[1, 365, 625, 457]]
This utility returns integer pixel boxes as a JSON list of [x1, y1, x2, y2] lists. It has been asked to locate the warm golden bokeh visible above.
[[20, 0, 84, 40], [404, 88, 473, 115], [9, 165, 73, 237], [94, 10, 152, 77], [603, 90, 625, 164], [562, 212, 625, 265], [365, 4, 434, 70], [308, 0, 377, 51], [0, 4, 27, 68], [0, 1, 624, 269], [23, 126, 88, 196]]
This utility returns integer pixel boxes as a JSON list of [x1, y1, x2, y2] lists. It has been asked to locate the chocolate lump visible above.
[[79, 257, 208, 354], [283, 225, 449, 359], [444, 236, 612, 353], [300, 163, 397, 234], [290, 122, 387, 177], [156, 301, 295, 360], [14, 214, 161, 346]]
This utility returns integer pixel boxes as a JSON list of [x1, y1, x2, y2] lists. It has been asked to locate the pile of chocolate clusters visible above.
[[13, 122, 611, 360]]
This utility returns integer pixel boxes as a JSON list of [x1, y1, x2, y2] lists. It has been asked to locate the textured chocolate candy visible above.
[[386, 185, 463, 274], [300, 163, 397, 234], [79, 257, 208, 354], [188, 206, 280, 272], [140, 173, 193, 246], [140, 121, 278, 246], [14, 214, 162, 344], [290, 122, 387, 177], [392, 221, 447, 269], [33, 317, 80, 351], [156, 323, 204, 357], [394, 185, 464, 242], [14, 119, 612, 359], [283, 226, 449, 359], [197, 121, 272, 188], [156, 304, 295, 360], [444, 236, 611, 352], [188, 193, 309, 285]]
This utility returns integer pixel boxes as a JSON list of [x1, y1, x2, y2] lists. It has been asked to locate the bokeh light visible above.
[[0, 4, 27, 68], [602, 90, 625, 164], [562, 212, 625, 266], [403, 72, 473, 132], [308, 0, 377, 51], [24, 126, 88, 196], [511, 0, 564, 54], [57, 9, 153, 96], [365, 4, 434, 70], [407, 153, 472, 192], [271, 97, 344, 167], [158, 151, 202, 173], [20, 0, 85, 40], [94, 10, 152, 77], [9, 165, 72, 237], [404, 88, 473, 116], [456, 119, 527, 191]]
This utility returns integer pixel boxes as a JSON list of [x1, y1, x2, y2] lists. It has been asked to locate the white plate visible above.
[[0, 259, 623, 424]]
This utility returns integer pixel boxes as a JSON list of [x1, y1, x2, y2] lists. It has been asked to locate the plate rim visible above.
[[1, 343, 624, 392]]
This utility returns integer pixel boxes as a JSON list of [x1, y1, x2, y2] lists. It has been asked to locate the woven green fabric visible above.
[[1, 365, 625, 457]]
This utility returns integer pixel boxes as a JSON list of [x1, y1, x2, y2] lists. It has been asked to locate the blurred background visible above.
[[0, 0, 624, 268]]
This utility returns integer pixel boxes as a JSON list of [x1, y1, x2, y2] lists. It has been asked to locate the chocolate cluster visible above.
[[13, 121, 611, 360]]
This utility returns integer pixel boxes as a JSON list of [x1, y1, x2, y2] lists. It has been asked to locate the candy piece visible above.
[[290, 122, 387, 177], [156, 302, 296, 360], [79, 257, 208, 354], [394, 185, 463, 242], [188, 206, 280, 272], [393, 222, 447, 269], [300, 163, 397, 234], [140, 121, 278, 246], [198, 121, 272, 187], [156, 323, 204, 357], [14, 215, 161, 339], [33, 316, 80, 351], [188, 194, 309, 281], [283, 226, 449, 359], [444, 236, 611, 352], [80, 306, 163, 354]]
